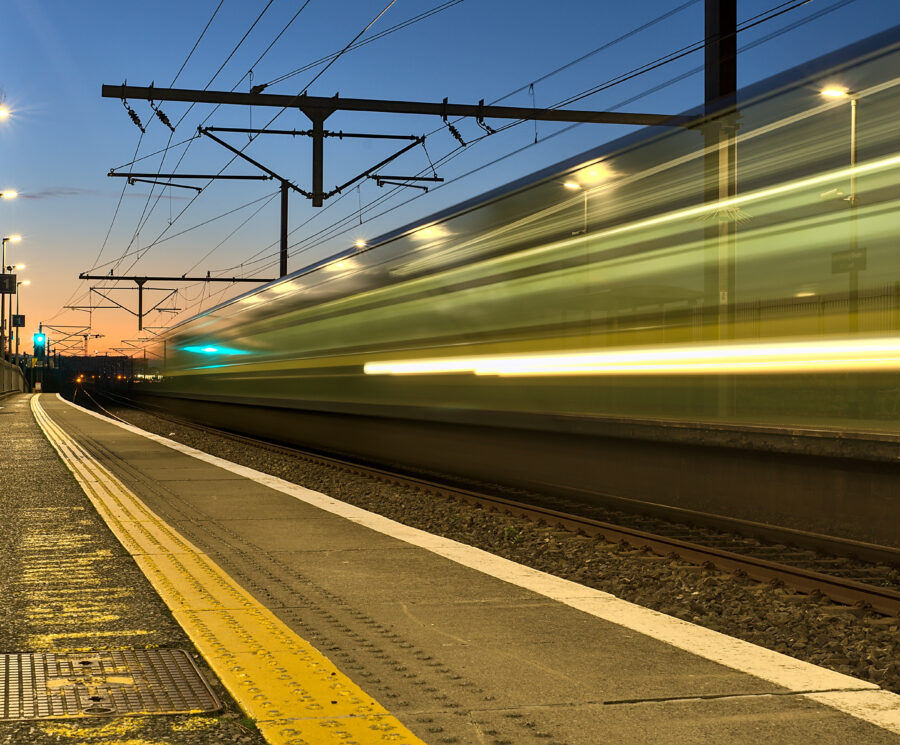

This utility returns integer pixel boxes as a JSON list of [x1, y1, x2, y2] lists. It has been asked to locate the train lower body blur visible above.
[[135, 388, 900, 549]]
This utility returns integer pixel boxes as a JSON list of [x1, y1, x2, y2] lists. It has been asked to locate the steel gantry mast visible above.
[[101, 85, 697, 211], [100, 85, 696, 287], [76, 274, 279, 330]]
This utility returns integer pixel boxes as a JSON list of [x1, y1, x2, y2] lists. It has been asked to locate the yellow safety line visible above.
[[31, 394, 427, 745]]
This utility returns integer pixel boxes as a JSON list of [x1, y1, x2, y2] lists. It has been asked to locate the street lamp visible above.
[[821, 86, 859, 332], [14, 279, 29, 361], [2, 235, 23, 362]]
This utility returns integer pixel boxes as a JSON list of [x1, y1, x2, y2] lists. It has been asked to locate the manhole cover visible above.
[[1, 649, 221, 720]]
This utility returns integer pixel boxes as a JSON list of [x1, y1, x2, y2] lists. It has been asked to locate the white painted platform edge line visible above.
[[804, 690, 900, 733], [54, 394, 900, 730]]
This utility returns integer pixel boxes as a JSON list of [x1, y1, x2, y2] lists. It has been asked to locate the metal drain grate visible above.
[[1, 649, 221, 720]]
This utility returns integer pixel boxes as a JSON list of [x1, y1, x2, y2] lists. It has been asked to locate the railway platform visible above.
[[1, 391, 899, 745]]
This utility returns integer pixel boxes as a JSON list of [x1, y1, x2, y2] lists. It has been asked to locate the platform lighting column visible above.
[[15, 279, 29, 361], [6, 264, 25, 358], [564, 180, 590, 326], [1, 234, 22, 362], [821, 87, 859, 332], [3, 264, 25, 360], [847, 96, 859, 334], [849, 95, 859, 333]]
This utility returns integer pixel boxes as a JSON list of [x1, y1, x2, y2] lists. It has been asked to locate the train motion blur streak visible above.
[[153, 30, 900, 437]]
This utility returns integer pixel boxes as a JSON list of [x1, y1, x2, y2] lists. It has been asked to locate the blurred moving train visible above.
[[144, 29, 900, 546]]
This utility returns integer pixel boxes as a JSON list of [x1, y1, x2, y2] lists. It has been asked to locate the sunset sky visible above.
[[2, 0, 897, 356]]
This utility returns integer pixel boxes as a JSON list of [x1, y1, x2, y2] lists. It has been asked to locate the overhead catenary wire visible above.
[[209, 0, 859, 284], [87, 0, 456, 308], [299, 0, 398, 96], [81, 1, 276, 286], [47, 131, 146, 321], [106, 0, 406, 280], [213, 0, 830, 273], [183, 191, 282, 275], [259, 0, 465, 91], [170, 0, 226, 86], [199, 0, 722, 277], [90, 190, 280, 273], [101, 0, 298, 279], [81, 0, 862, 340], [116, 0, 282, 255], [167, 0, 836, 297], [104, 0, 397, 282], [54, 0, 236, 320]]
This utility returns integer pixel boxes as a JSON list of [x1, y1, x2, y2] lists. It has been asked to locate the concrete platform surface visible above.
[[23, 393, 900, 744]]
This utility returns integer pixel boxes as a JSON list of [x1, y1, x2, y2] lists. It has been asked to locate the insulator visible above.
[[123, 102, 145, 133], [447, 123, 466, 146], [155, 108, 174, 132]]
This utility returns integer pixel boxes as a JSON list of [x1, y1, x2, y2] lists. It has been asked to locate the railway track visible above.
[[77, 386, 900, 616]]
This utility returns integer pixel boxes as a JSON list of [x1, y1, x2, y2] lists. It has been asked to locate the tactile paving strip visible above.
[[0, 649, 221, 720]]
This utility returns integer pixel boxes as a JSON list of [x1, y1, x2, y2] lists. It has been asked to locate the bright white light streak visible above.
[[364, 337, 900, 377]]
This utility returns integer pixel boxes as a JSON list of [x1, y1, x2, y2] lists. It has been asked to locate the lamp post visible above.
[[1, 187, 21, 356], [563, 180, 588, 235], [2, 235, 22, 362], [6, 264, 25, 358], [1, 186, 21, 357], [15, 278, 29, 361], [821, 86, 859, 332]]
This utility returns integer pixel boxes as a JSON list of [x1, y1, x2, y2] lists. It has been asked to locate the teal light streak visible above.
[[182, 344, 247, 356]]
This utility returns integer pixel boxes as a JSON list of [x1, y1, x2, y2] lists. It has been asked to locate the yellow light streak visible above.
[[364, 336, 900, 377], [586, 153, 900, 247], [395, 151, 900, 287]]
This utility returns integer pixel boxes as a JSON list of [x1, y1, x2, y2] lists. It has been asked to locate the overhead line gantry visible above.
[[102, 84, 696, 209]]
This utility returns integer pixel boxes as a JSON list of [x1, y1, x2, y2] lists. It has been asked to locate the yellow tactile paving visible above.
[[134, 553, 266, 611], [32, 394, 427, 745]]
